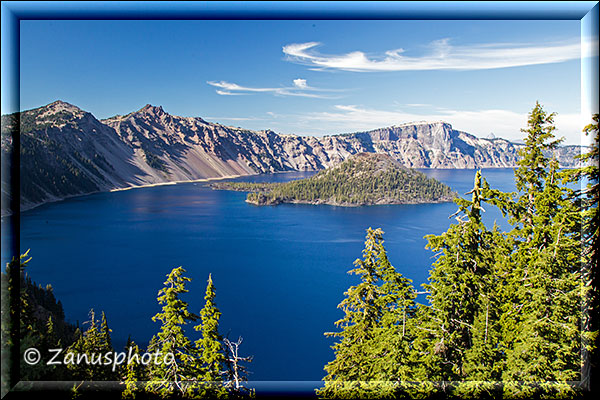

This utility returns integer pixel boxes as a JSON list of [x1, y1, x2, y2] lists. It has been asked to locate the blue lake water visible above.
[[4, 168, 518, 389]]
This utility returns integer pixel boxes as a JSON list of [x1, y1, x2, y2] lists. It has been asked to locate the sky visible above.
[[17, 18, 590, 144]]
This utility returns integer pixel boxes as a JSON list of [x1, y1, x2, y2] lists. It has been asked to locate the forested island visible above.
[[210, 153, 457, 206]]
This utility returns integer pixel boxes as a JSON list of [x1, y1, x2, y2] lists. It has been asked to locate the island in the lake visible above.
[[210, 152, 458, 206]]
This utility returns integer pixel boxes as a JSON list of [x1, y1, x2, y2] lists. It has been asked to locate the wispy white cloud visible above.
[[282, 39, 580, 72], [207, 79, 341, 99], [404, 103, 431, 108], [215, 89, 247, 96]]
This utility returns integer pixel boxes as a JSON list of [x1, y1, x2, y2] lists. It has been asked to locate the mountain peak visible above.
[[49, 100, 71, 106], [45, 100, 83, 112], [38, 100, 87, 119], [137, 104, 166, 116], [343, 152, 404, 172]]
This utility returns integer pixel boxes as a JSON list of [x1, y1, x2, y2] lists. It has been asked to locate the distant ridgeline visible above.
[[1, 100, 584, 215], [211, 153, 457, 206]]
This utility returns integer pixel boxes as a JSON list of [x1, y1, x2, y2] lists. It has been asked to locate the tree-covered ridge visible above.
[[1, 251, 78, 390], [1, 102, 83, 137], [1, 102, 117, 210], [214, 153, 457, 206]]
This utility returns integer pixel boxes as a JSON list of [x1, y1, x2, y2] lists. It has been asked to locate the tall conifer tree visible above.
[[121, 338, 144, 399], [146, 266, 199, 397], [317, 228, 416, 398], [190, 274, 227, 398], [422, 171, 501, 395], [491, 102, 582, 398]]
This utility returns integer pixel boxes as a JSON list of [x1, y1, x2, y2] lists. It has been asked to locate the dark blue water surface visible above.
[[5, 168, 518, 388]]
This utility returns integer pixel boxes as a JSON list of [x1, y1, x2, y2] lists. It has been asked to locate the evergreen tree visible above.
[[4, 251, 42, 382], [317, 228, 417, 398], [145, 266, 199, 398], [422, 171, 503, 396], [66, 309, 116, 381], [190, 274, 227, 398], [580, 115, 599, 394], [99, 311, 112, 351], [316, 103, 593, 399], [458, 223, 512, 398], [511, 101, 563, 238], [121, 338, 144, 399], [488, 102, 582, 398]]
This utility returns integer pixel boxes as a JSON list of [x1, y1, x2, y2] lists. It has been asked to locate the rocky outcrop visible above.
[[1, 101, 586, 214]]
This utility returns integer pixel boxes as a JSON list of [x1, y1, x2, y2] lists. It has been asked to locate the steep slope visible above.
[[1, 101, 585, 214], [102, 105, 315, 176], [2, 101, 145, 211]]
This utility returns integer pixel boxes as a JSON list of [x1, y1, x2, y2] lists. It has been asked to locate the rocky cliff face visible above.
[[0, 101, 586, 213]]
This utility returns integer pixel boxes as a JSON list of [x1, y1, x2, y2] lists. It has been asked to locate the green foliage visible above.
[[488, 103, 582, 398], [211, 181, 275, 193], [66, 309, 117, 381], [575, 114, 599, 394], [145, 266, 199, 397], [317, 228, 417, 398], [215, 153, 456, 206], [5, 102, 595, 399], [145, 266, 252, 398], [2, 255, 254, 398], [121, 339, 144, 399], [190, 274, 228, 398], [423, 171, 504, 386], [1, 250, 76, 386], [318, 103, 596, 399]]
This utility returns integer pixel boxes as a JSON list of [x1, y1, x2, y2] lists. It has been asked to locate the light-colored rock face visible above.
[[0, 101, 585, 213]]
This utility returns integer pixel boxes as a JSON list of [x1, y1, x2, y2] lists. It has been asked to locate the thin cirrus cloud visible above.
[[282, 38, 580, 71], [207, 79, 341, 99]]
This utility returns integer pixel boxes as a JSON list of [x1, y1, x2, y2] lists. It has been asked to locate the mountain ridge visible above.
[[1, 100, 585, 214]]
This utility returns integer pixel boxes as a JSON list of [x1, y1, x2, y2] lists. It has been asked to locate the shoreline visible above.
[[3, 166, 533, 217], [108, 174, 252, 193], [246, 197, 457, 208], [6, 173, 254, 216]]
